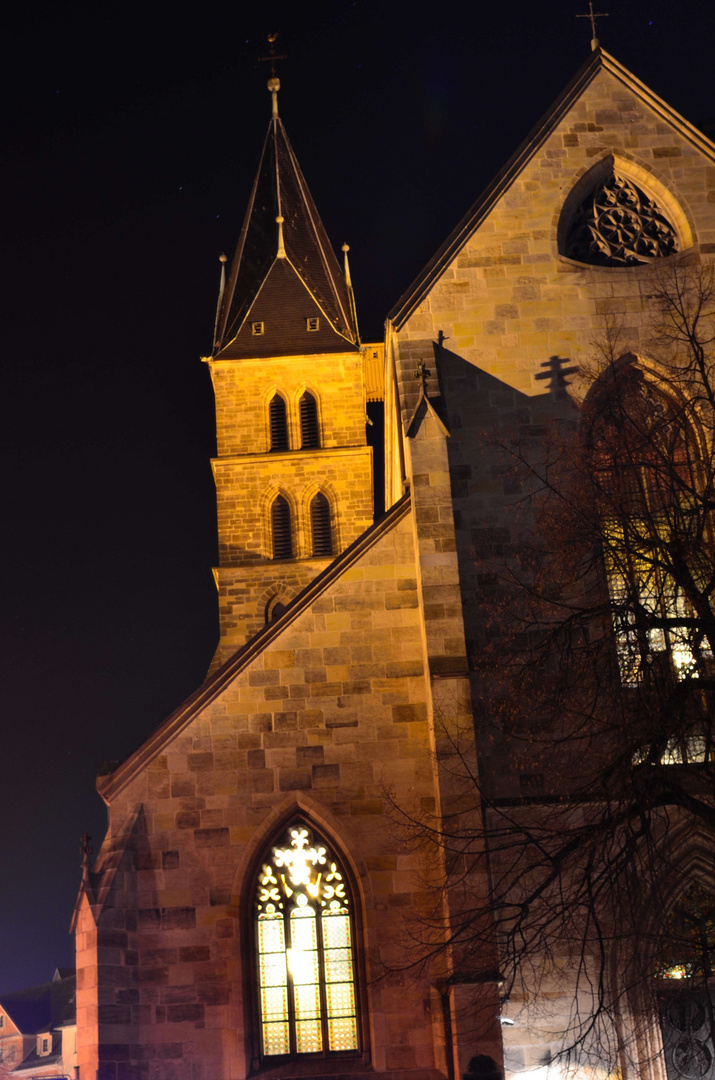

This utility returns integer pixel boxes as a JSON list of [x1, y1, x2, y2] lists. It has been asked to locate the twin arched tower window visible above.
[[270, 493, 333, 560], [269, 392, 320, 451], [254, 822, 359, 1058]]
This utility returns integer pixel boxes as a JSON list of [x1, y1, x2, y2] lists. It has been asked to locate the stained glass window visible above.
[[254, 822, 360, 1058]]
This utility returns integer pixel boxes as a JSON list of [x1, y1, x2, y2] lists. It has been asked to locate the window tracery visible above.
[[255, 822, 359, 1058], [565, 172, 679, 266]]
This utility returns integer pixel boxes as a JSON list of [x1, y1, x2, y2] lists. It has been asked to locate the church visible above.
[[72, 42, 715, 1080]]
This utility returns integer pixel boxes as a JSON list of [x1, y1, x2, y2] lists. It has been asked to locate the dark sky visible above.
[[1, 0, 714, 991]]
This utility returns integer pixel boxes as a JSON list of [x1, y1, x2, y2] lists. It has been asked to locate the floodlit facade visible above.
[[74, 48, 715, 1080]]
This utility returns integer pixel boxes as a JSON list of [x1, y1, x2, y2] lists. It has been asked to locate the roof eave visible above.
[[98, 494, 413, 801]]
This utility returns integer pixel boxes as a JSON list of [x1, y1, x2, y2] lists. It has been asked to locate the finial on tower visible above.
[[276, 215, 286, 259], [342, 243, 361, 345], [342, 243, 352, 287], [576, 1, 609, 51], [213, 254, 228, 349], [259, 32, 287, 118]]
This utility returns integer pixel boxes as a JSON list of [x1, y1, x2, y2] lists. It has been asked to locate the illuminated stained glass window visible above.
[[255, 822, 359, 1058], [589, 369, 710, 684]]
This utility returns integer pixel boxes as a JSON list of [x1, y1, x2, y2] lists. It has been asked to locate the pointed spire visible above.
[[213, 83, 359, 358]]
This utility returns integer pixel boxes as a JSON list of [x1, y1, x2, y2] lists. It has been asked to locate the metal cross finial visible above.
[[577, 1, 609, 51], [258, 31, 287, 79]]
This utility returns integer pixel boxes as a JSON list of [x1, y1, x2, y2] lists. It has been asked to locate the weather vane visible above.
[[577, 1, 609, 51], [259, 32, 287, 117], [258, 32, 287, 79]]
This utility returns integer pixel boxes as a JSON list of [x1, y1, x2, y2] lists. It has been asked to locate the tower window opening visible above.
[[300, 392, 320, 449], [269, 395, 289, 452], [252, 321, 265, 336], [306, 317, 320, 332], [271, 496, 293, 560], [310, 493, 333, 557]]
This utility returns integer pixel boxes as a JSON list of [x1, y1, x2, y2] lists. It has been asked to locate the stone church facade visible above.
[[73, 49, 715, 1080]]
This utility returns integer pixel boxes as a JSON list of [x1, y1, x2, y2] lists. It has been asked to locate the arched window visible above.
[[266, 596, 288, 624], [587, 367, 704, 683], [310, 493, 333, 557], [254, 821, 359, 1058], [299, 392, 320, 449], [269, 395, 289, 452], [657, 884, 715, 1080], [271, 496, 293, 560]]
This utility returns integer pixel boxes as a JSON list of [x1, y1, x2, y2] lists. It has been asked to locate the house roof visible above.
[[0, 976, 75, 1036], [96, 493, 412, 802], [213, 98, 358, 359], [388, 48, 715, 332]]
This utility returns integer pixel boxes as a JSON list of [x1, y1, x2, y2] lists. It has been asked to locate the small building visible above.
[[0, 971, 77, 1079]]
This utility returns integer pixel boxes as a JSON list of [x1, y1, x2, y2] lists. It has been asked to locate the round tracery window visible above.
[[565, 172, 679, 266], [254, 822, 359, 1058]]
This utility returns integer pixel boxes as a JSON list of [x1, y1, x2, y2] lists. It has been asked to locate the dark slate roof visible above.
[[214, 112, 357, 359], [0, 976, 75, 1036], [217, 259, 353, 359]]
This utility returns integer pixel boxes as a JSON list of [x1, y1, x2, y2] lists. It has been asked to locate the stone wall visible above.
[[83, 510, 454, 1080]]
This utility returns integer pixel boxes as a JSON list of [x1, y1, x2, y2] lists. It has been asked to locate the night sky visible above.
[[1, 0, 714, 991]]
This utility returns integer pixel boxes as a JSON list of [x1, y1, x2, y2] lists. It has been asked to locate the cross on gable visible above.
[[576, 1, 609, 51]]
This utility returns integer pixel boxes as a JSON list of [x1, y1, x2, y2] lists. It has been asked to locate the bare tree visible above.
[[392, 262, 715, 1075]]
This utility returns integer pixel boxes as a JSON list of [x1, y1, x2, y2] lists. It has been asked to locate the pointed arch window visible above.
[[587, 368, 706, 683], [310, 493, 333, 557], [300, 392, 320, 449], [255, 822, 360, 1058], [271, 496, 293, 560], [269, 395, 289, 452]]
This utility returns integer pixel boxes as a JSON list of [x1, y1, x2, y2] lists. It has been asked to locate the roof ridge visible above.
[[97, 494, 412, 801]]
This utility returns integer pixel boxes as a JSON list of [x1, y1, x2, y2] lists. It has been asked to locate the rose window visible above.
[[565, 173, 678, 266]]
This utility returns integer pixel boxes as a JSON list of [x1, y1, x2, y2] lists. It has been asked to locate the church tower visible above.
[[206, 77, 374, 667]]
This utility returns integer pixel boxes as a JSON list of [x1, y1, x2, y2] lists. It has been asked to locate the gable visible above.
[[390, 49, 715, 335]]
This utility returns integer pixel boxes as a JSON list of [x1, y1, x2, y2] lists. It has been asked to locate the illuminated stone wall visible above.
[[81, 509, 458, 1080], [207, 351, 373, 661]]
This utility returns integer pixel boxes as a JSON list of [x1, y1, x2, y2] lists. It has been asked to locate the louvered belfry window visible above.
[[300, 392, 320, 449], [271, 496, 293, 560], [270, 395, 289, 452], [310, 493, 333, 557]]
